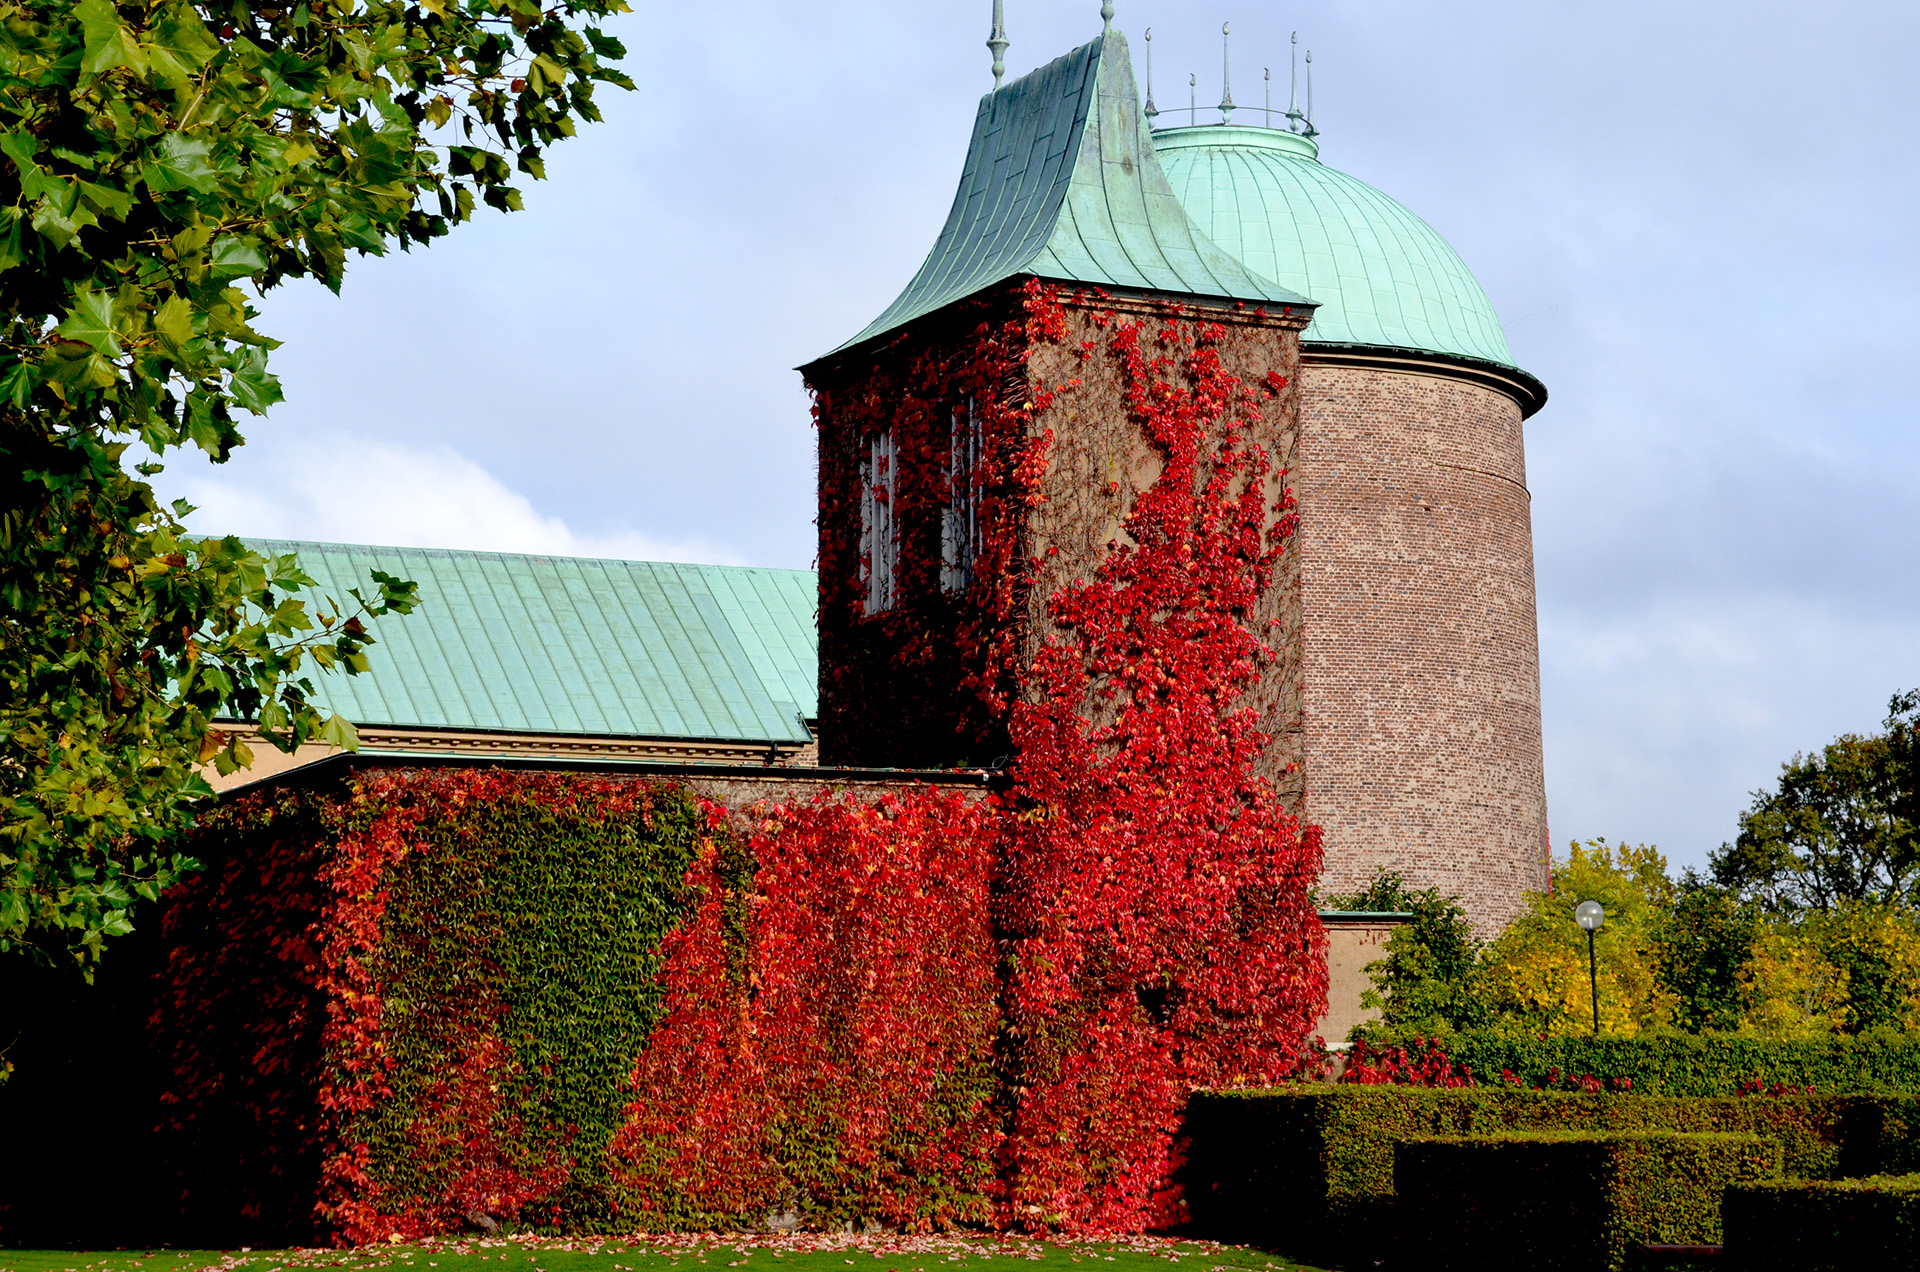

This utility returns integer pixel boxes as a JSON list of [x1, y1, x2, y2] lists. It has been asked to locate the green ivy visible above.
[[353, 774, 714, 1232]]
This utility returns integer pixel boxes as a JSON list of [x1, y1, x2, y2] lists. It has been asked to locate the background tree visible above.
[[0, 0, 630, 971], [1478, 839, 1675, 1037], [1710, 691, 1919, 910], [1655, 872, 1757, 1033]]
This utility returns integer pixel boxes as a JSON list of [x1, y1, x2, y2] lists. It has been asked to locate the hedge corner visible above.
[[1722, 1173, 1920, 1272], [1394, 1131, 1781, 1272]]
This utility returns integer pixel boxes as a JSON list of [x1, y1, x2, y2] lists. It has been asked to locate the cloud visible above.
[[159, 438, 747, 567]]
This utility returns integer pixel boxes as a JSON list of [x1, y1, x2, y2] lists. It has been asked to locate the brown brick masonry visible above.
[[1295, 360, 1550, 934]]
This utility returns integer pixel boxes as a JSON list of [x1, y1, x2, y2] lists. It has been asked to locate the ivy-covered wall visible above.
[[157, 770, 719, 1244], [152, 285, 1332, 1246], [157, 768, 1010, 1245]]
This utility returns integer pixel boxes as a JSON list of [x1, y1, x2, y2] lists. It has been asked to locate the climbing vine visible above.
[[993, 289, 1325, 1231], [157, 284, 1327, 1243], [608, 787, 1000, 1232]]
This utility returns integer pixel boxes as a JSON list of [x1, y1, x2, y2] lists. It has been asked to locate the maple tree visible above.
[[0, 0, 630, 969]]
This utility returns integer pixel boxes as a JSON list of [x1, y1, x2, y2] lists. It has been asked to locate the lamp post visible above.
[[1574, 900, 1605, 1035]]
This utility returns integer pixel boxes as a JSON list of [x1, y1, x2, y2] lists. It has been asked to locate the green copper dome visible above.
[[1153, 124, 1518, 369]]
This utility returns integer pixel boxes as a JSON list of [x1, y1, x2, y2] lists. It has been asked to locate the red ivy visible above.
[[1342, 1038, 1478, 1088], [992, 288, 1325, 1232], [609, 788, 1000, 1231]]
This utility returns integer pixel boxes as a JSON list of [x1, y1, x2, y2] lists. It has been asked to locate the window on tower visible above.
[[859, 429, 897, 614], [941, 399, 981, 593]]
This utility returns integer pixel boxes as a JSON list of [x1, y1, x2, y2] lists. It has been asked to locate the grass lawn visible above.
[[0, 1236, 1329, 1272]]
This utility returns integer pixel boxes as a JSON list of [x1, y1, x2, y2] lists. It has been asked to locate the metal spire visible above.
[[1101, 1, 1113, 32], [1143, 28, 1157, 119], [1264, 66, 1272, 127], [988, 0, 1009, 89], [1218, 21, 1234, 123], [1189, 71, 1197, 126]]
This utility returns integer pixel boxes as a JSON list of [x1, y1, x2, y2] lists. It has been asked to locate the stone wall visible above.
[[1295, 360, 1550, 933]]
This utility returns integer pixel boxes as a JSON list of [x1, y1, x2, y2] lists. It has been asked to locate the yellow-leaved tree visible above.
[[1741, 902, 1920, 1037], [1481, 839, 1677, 1036]]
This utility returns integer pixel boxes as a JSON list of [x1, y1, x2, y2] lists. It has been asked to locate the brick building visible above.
[[806, 20, 1549, 931]]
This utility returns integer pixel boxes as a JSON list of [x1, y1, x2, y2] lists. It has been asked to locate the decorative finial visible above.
[[1264, 67, 1272, 127], [988, 0, 1009, 89], [1217, 22, 1235, 123], [1189, 71, 1197, 126], [1305, 48, 1317, 136], [1286, 31, 1304, 133], [1101, 1, 1113, 32], [1144, 28, 1157, 119]]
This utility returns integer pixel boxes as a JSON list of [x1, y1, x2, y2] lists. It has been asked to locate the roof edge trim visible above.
[[1302, 342, 1549, 419]]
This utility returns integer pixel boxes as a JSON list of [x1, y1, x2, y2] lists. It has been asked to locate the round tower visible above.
[[1154, 122, 1550, 931]]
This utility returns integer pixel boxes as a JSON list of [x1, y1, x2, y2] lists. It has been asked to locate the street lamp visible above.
[[1574, 900, 1605, 1035]]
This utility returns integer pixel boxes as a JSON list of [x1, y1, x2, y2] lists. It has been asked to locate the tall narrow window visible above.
[[941, 399, 982, 593], [859, 429, 897, 613]]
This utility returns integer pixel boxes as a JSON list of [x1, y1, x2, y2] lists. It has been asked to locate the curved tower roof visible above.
[[1153, 124, 1538, 397], [824, 32, 1313, 357]]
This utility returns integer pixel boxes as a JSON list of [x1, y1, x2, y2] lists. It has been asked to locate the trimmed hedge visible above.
[[1395, 1132, 1780, 1272], [1366, 1031, 1920, 1096], [1722, 1173, 1920, 1271], [1181, 1086, 1920, 1263]]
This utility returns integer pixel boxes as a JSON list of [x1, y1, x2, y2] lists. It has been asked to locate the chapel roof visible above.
[[249, 540, 817, 746], [828, 26, 1313, 357]]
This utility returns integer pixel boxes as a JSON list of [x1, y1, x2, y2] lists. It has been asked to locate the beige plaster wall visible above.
[[1314, 915, 1413, 1044]]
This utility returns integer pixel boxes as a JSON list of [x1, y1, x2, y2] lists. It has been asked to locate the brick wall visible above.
[[1295, 360, 1550, 933]]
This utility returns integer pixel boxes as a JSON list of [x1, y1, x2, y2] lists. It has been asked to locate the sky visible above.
[[156, 0, 1920, 877]]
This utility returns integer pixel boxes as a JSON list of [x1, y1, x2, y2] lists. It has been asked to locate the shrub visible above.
[[1722, 1173, 1920, 1271], [1395, 1132, 1780, 1272], [1376, 1031, 1920, 1096], [1326, 870, 1490, 1034], [1181, 1086, 1918, 1264]]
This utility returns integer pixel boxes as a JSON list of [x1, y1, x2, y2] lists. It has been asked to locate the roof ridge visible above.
[[235, 537, 809, 576]]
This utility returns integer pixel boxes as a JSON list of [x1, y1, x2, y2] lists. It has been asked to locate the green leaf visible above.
[[207, 235, 267, 281], [76, 0, 148, 75], [77, 180, 133, 222], [30, 192, 97, 252], [225, 345, 282, 414], [56, 290, 122, 358], [318, 713, 360, 751], [152, 294, 194, 351], [0, 134, 63, 203], [142, 134, 218, 196], [148, 12, 221, 89]]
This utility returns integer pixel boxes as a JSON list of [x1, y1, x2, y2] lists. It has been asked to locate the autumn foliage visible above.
[[155, 285, 1326, 1243]]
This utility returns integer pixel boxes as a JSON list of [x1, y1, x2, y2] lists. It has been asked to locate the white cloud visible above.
[[159, 438, 746, 567]]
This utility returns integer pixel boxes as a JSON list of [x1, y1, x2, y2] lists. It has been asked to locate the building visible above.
[[804, 18, 1549, 931], [0, 11, 1565, 1243], [1155, 119, 1551, 929]]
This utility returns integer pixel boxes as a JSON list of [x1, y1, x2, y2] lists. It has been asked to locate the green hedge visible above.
[[1181, 1087, 1920, 1263], [1364, 1031, 1920, 1096], [1722, 1173, 1920, 1271], [1395, 1132, 1780, 1272]]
